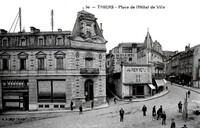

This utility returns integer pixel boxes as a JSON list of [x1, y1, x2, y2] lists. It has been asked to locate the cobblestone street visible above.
[[1, 82, 200, 128]]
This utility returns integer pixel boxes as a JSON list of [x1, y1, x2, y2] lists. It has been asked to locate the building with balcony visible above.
[[166, 44, 200, 88], [0, 10, 107, 111], [106, 31, 165, 98]]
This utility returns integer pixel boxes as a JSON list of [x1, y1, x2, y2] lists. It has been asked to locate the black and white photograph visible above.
[[0, 0, 200, 128]]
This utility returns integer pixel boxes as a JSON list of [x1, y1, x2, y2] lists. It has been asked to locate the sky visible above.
[[0, 0, 200, 52]]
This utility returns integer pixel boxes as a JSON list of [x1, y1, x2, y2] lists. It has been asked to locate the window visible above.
[[122, 47, 132, 53], [20, 38, 26, 46], [136, 75, 141, 82], [38, 58, 45, 70], [56, 58, 63, 69], [85, 58, 93, 68], [2, 39, 8, 47], [129, 57, 132, 61], [38, 38, 45, 46], [20, 59, 26, 70], [56, 37, 63, 46], [3, 59, 9, 70], [38, 80, 66, 103]]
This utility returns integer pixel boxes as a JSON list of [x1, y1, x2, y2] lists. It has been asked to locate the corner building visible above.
[[0, 10, 107, 111]]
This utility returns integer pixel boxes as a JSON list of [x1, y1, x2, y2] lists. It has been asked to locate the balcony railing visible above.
[[80, 68, 99, 75]]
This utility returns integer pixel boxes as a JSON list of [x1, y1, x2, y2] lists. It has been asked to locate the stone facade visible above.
[[0, 10, 107, 111]]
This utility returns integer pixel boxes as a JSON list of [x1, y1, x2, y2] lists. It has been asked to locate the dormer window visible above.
[[38, 36, 45, 46], [2, 38, 8, 47], [20, 37, 26, 46]]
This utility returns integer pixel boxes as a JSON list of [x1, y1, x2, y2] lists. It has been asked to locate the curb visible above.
[[172, 83, 200, 94], [123, 90, 170, 103], [2, 103, 109, 115]]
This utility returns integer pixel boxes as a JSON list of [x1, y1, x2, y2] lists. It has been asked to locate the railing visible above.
[[80, 68, 99, 75]]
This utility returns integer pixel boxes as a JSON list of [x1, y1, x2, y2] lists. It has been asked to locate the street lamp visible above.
[[183, 92, 188, 121]]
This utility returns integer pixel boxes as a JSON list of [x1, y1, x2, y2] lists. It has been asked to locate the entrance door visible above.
[[84, 80, 94, 101], [137, 85, 144, 95]]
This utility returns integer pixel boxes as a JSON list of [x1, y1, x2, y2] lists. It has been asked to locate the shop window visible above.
[[3, 59, 9, 70], [38, 81, 51, 102], [38, 80, 66, 103], [85, 58, 93, 68]]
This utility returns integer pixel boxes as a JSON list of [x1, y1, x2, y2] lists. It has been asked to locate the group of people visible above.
[[119, 105, 188, 128], [70, 100, 94, 114]]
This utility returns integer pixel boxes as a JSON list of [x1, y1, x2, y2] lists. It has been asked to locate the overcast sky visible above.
[[0, 0, 200, 52]]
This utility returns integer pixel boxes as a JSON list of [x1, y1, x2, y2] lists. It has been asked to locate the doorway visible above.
[[84, 79, 94, 101]]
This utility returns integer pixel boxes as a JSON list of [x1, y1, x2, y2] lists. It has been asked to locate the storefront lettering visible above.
[[126, 67, 147, 72]]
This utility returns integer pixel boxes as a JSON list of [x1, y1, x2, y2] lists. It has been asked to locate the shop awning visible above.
[[148, 84, 155, 89], [155, 80, 165, 87], [163, 79, 167, 84]]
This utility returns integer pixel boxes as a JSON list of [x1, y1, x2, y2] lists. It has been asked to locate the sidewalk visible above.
[[171, 81, 200, 94], [2, 103, 109, 115]]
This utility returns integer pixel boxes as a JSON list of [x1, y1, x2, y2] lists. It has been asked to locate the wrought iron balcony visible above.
[[80, 68, 99, 75]]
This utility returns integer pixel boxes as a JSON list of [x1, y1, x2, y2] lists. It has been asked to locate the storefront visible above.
[[115, 64, 155, 98], [2, 80, 29, 111]]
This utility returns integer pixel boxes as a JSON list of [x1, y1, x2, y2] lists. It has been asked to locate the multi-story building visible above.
[[0, 10, 107, 111], [106, 31, 165, 99], [166, 44, 200, 88]]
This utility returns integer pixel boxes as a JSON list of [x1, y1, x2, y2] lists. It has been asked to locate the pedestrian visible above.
[[79, 105, 83, 114], [91, 100, 94, 109], [157, 108, 160, 120], [170, 119, 176, 128], [70, 100, 73, 111], [178, 101, 182, 113], [152, 106, 156, 120], [161, 111, 166, 125], [142, 105, 147, 116], [160, 105, 163, 114], [181, 124, 187, 128], [187, 90, 191, 98], [157, 106, 163, 120], [119, 108, 125, 122]]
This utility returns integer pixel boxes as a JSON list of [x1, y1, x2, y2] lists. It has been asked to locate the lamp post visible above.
[[183, 92, 188, 121]]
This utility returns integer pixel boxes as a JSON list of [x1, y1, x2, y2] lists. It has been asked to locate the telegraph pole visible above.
[[51, 10, 54, 32], [19, 7, 22, 32]]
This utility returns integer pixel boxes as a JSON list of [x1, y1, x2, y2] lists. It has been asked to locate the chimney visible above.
[[30, 26, 36, 33], [0, 29, 7, 34], [58, 28, 62, 32]]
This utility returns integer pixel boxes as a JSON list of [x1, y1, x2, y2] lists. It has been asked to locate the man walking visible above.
[[188, 91, 191, 98], [161, 111, 166, 125], [142, 105, 147, 116], [79, 104, 83, 114], [70, 101, 73, 111], [119, 108, 125, 122], [152, 106, 156, 120], [178, 101, 182, 113], [170, 119, 176, 128]]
